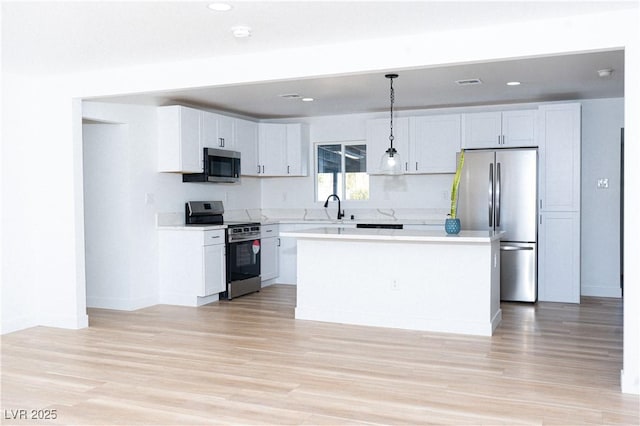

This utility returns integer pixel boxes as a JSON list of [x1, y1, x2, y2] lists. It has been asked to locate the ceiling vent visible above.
[[278, 93, 302, 99], [455, 78, 483, 86]]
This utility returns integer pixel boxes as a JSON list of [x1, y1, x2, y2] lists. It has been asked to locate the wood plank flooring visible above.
[[2, 285, 638, 425]]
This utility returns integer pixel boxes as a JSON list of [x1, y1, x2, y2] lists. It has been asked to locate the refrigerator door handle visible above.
[[496, 162, 501, 227], [488, 163, 494, 227]]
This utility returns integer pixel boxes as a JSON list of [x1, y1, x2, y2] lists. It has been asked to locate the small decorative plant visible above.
[[449, 150, 465, 219]]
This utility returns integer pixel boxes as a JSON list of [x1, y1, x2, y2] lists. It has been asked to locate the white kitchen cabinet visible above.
[[258, 123, 288, 175], [366, 117, 409, 175], [409, 114, 461, 173], [260, 224, 280, 282], [537, 103, 581, 303], [235, 118, 260, 176], [538, 211, 580, 303], [158, 228, 226, 306], [257, 123, 309, 176], [201, 111, 235, 150], [157, 105, 202, 172], [462, 110, 537, 149], [203, 242, 226, 296], [538, 103, 581, 212], [285, 124, 309, 176]]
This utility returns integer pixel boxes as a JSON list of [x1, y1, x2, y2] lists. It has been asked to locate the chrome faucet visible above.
[[324, 194, 344, 220]]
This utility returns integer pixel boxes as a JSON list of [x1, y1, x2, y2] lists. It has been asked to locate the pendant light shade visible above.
[[379, 73, 403, 175]]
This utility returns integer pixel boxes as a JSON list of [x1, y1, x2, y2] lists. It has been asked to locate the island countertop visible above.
[[280, 227, 504, 243]]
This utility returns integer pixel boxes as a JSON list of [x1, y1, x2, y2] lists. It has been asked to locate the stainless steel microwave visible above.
[[183, 148, 241, 183]]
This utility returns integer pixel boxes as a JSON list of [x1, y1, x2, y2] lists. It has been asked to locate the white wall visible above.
[[581, 98, 624, 298], [1, 8, 637, 394], [81, 102, 261, 310]]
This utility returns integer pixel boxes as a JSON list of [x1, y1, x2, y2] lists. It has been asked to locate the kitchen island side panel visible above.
[[294, 237, 501, 336]]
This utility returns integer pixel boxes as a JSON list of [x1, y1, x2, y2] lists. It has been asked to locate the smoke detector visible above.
[[231, 26, 252, 38], [597, 68, 613, 78]]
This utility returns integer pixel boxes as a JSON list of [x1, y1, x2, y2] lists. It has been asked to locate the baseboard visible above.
[[1, 315, 38, 335], [87, 296, 156, 311], [621, 369, 640, 395], [38, 313, 88, 330], [581, 284, 622, 298]]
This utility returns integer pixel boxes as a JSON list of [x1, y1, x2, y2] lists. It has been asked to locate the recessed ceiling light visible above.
[[506, 81, 521, 86], [301, 97, 314, 102], [231, 25, 251, 38], [208, 3, 232, 11]]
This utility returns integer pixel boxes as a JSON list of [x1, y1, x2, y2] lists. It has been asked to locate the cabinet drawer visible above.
[[261, 224, 279, 238], [203, 230, 225, 245]]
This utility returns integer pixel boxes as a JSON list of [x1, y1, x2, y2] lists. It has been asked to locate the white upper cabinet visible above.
[[285, 123, 309, 176], [538, 103, 581, 212], [366, 117, 409, 175], [235, 119, 259, 176], [258, 123, 288, 176], [201, 111, 235, 150], [257, 123, 309, 176], [158, 106, 242, 173], [367, 115, 460, 174], [409, 114, 461, 173], [158, 105, 202, 173], [462, 110, 537, 149]]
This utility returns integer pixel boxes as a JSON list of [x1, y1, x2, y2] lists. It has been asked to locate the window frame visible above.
[[314, 140, 369, 204]]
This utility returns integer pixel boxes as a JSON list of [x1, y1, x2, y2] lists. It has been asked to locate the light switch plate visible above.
[[597, 178, 609, 189]]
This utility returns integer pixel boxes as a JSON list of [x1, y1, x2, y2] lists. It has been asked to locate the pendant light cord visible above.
[[389, 76, 395, 149]]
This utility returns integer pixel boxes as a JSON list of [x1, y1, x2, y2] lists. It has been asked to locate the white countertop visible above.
[[280, 227, 504, 243], [157, 224, 227, 231]]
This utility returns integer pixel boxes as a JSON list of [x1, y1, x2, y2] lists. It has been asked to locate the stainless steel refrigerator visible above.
[[457, 148, 538, 302]]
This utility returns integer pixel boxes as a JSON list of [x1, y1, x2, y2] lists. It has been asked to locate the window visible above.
[[316, 142, 369, 202]]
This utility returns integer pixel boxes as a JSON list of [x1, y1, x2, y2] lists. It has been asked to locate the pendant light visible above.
[[379, 73, 403, 175]]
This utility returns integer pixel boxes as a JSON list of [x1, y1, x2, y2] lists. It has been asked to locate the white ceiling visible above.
[[1, 1, 631, 119]]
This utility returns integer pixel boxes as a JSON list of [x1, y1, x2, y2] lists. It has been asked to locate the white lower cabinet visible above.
[[159, 228, 226, 306], [261, 224, 279, 282], [538, 211, 580, 303]]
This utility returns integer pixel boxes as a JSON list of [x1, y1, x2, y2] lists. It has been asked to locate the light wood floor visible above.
[[2, 285, 638, 425]]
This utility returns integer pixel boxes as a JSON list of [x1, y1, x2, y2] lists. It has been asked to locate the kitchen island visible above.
[[280, 227, 503, 336]]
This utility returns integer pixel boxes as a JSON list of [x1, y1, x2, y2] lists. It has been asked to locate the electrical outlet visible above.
[[391, 280, 400, 291], [145, 193, 154, 205]]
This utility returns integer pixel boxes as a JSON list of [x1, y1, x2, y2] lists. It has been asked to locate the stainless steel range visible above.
[[185, 201, 261, 300], [224, 221, 261, 300]]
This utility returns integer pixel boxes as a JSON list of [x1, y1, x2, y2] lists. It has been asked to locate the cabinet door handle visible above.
[[498, 135, 501, 145], [257, 165, 261, 174], [287, 165, 290, 174], [277, 238, 281, 247], [266, 229, 273, 233], [262, 165, 265, 173], [210, 235, 220, 239], [501, 245, 534, 251], [415, 162, 418, 171], [405, 162, 408, 172]]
